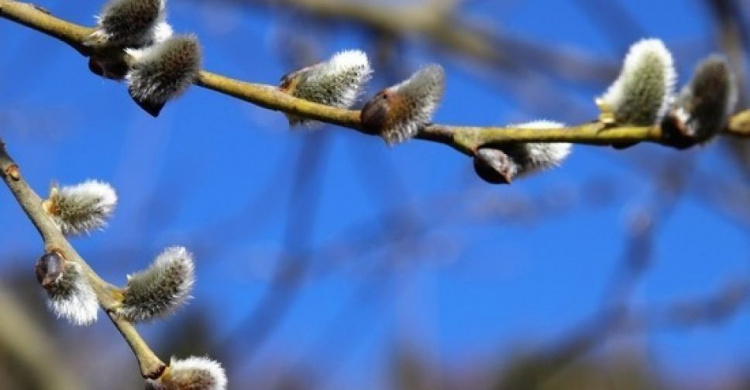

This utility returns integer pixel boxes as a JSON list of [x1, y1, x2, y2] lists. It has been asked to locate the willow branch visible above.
[[0, 138, 166, 379], [1, 0, 749, 157]]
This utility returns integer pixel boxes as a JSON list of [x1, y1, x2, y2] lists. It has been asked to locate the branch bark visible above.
[[1, 0, 749, 156], [0, 138, 166, 380]]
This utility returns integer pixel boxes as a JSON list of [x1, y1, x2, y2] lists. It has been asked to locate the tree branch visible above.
[[0, 138, 166, 380], [1, 0, 749, 157]]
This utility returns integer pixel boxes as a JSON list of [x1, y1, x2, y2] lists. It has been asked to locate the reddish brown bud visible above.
[[473, 148, 516, 185], [88, 54, 129, 80], [360, 91, 392, 135], [34, 252, 99, 325], [360, 64, 445, 145], [35, 251, 64, 288]]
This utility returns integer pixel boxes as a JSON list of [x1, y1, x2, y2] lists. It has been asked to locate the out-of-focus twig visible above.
[[215, 133, 330, 363], [568, 0, 644, 52], [235, 0, 618, 85], [495, 158, 693, 389], [630, 280, 750, 331], [0, 284, 82, 390], [705, 0, 750, 174]]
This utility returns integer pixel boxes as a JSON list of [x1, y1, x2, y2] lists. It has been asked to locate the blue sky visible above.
[[1, 0, 749, 388]]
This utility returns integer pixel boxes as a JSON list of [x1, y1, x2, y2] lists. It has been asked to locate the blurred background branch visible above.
[[0, 283, 82, 390]]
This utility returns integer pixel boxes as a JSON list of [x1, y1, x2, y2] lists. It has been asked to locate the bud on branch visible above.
[[361, 64, 445, 145], [42, 180, 117, 236], [663, 55, 738, 144], [145, 356, 227, 390], [86, 0, 169, 49], [116, 246, 195, 322], [597, 39, 676, 126], [473, 121, 571, 184], [35, 251, 99, 326], [126, 35, 202, 117], [279, 49, 372, 127]]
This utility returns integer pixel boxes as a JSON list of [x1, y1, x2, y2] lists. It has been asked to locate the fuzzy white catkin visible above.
[[117, 246, 195, 322], [282, 50, 372, 127], [45, 262, 99, 326], [145, 356, 227, 390], [598, 38, 676, 125], [150, 21, 174, 45], [505, 121, 572, 178], [126, 35, 202, 116], [119, 21, 175, 60], [88, 0, 167, 48], [360, 64, 445, 146], [44, 180, 117, 236], [673, 55, 738, 141], [385, 64, 445, 145]]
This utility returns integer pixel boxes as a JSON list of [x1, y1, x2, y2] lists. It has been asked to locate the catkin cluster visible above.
[[35, 172, 223, 387], [596, 39, 737, 147], [473, 38, 738, 184], [79, 0, 739, 186], [278, 52, 446, 145], [87, 0, 202, 116]]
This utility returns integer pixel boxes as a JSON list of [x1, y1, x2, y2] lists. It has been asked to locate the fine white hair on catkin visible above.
[[281, 49, 372, 127], [117, 246, 195, 322], [509, 120, 572, 175], [88, 0, 167, 48], [672, 55, 738, 141], [146, 355, 227, 390], [44, 262, 99, 326], [379, 64, 445, 145], [598, 38, 676, 125], [44, 180, 117, 236], [125, 35, 202, 116]]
